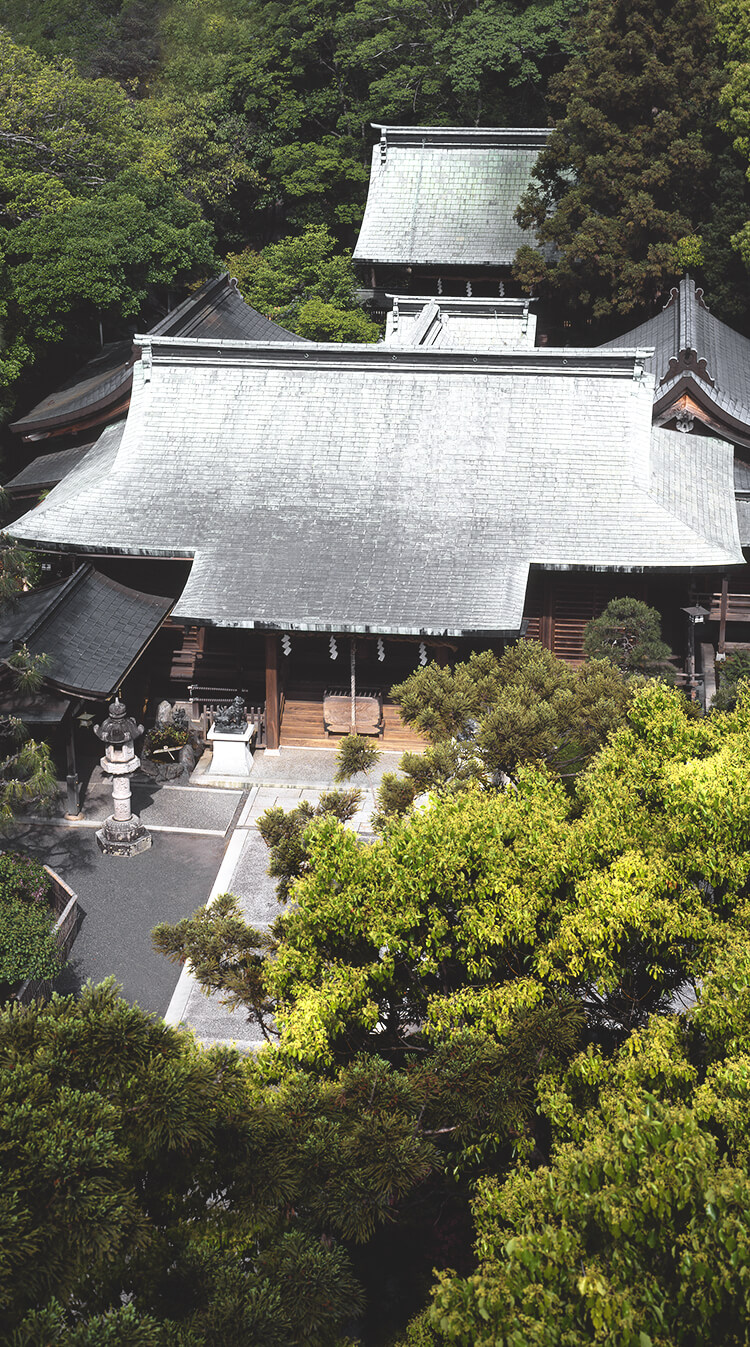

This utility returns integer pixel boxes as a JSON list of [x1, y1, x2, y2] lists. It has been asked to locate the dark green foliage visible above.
[[0, 852, 49, 906], [583, 597, 675, 679], [254, 787, 362, 900], [373, 772, 417, 828], [0, 852, 56, 998], [515, 0, 719, 319], [0, 981, 383, 1341], [0, 0, 163, 85], [334, 734, 380, 782], [392, 641, 632, 787], [142, 725, 189, 758], [712, 649, 750, 711], [152, 891, 275, 1032], [0, 30, 216, 416]]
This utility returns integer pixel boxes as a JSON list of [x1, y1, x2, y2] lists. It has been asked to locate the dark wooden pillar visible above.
[[265, 633, 280, 750], [539, 574, 554, 651], [64, 707, 81, 818], [719, 576, 729, 655]]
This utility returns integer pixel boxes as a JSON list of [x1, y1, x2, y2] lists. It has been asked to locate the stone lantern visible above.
[[94, 697, 152, 856]]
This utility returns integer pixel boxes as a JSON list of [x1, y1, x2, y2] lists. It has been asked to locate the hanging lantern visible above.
[[329, 636, 338, 660], [419, 641, 427, 666], [377, 637, 385, 662], [281, 633, 291, 656]]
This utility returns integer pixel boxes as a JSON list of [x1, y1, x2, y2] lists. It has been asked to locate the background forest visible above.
[[4, 0, 750, 426]]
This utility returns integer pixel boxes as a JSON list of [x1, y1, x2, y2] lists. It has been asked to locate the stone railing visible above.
[[15, 865, 82, 1007]]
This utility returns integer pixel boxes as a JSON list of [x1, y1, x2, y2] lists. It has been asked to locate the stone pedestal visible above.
[[207, 724, 255, 779]]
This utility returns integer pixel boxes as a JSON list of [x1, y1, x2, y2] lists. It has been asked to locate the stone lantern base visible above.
[[96, 813, 152, 857]]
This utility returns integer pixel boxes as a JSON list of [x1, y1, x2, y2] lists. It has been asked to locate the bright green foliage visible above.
[[334, 734, 380, 781], [148, 683, 750, 1334], [515, 0, 719, 319], [254, 787, 362, 900], [430, 943, 750, 1344], [583, 597, 675, 679], [392, 650, 503, 743], [392, 641, 633, 784], [0, 30, 215, 414], [224, 225, 378, 342], [159, 684, 750, 1072]]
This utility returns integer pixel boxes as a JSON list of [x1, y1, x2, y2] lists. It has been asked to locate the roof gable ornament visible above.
[[660, 347, 715, 389], [675, 408, 695, 433]]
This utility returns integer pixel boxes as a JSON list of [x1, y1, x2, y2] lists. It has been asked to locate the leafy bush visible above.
[[373, 772, 417, 828], [583, 597, 675, 679], [0, 853, 57, 992], [143, 725, 189, 757], [257, 789, 363, 900], [0, 898, 61, 989], [0, 852, 49, 907], [712, 650, 750, 711], [334, 735, 381, 781]]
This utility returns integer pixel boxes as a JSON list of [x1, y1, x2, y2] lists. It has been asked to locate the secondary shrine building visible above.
[[6, 126, 750, 750]]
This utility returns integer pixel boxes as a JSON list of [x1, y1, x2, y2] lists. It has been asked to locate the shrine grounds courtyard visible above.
[[3, 748, 401, 1043]]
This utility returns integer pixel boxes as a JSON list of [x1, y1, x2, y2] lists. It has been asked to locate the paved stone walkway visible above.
[[166, 753, 382, 1048], [8, 746, 388, 1033]]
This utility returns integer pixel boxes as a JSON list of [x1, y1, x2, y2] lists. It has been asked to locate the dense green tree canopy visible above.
[[389, 642, 633, 792], [225, 224, 379, 340], [0, 29, 215, 416], [515, 0, 722, 319]]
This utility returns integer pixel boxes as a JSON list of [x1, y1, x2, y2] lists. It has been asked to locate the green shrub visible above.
[[0, 852, 50, 907], [375, 773, 417, 819], [334, 735, 380, 781], [583, 597, 674, 679], [258, 790, 363, 900], [143, 725, 189, 758], [713, 651, 750, 711], [316, 789, 362, 822], [0, 897, 61, 989]]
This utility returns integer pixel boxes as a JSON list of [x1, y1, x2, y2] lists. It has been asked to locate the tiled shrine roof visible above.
[[384, 295, 537, 349], [10, 338, 743, 638], [353, 126, 550, 268], [0, 563, 171, 698], [602, 276, 750, 449], [10, 274, 304, 439]]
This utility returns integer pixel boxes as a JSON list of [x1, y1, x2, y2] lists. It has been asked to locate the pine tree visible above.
[[515, 0, 719, 320]]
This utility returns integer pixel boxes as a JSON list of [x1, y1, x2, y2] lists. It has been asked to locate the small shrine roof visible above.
[[384, 295, 537, 349], [4, 442, 97, 496], [353, 125, 550, 268], [10, 338, 743, 639], [602, 276, 750, 447], [0, 563, 171, 698], [10, 274, 304, 438]]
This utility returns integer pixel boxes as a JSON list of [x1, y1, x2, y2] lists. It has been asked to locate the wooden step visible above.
[[280, 695, 426, 751]]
